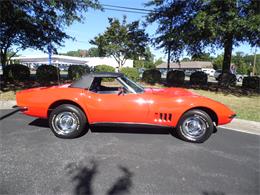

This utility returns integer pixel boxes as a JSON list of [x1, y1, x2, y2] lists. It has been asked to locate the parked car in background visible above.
[[214, 69, 222, 80], [202, 68, 215, 77], [214, 69, 244, 82], [16, 72, 236, 143], [184, 70, 196, 76], [236, 74, 243, 82]]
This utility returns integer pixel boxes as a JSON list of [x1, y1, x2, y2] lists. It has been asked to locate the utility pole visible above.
[[252, 46, 257, 76]]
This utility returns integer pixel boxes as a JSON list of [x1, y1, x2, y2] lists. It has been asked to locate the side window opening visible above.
[[89, 77, 129, 94]]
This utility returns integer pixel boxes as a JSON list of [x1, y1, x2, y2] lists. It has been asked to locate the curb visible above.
[[219, 126, 260, 136], [0, 100, 16, 110]]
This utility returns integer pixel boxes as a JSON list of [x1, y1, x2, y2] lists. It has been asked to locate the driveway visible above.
[[0, 109, 259, 195]]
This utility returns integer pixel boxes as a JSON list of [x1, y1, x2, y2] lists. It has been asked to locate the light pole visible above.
[[252, 46, 257, 76]]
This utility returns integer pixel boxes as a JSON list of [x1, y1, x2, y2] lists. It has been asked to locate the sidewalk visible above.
[[0, 100, 259, 135], [0, 100, 16, 109], [220, 118, 260, 136]]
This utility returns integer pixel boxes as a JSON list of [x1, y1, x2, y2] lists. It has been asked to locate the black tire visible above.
[[176, 109, 214, 143], [49, 104, 88, 138]]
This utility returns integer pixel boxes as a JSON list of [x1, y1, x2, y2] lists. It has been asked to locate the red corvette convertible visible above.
[[16, 72, 236, 143]]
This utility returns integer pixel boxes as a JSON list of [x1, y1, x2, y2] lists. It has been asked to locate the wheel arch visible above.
[[47, 100, 87, 119], [182, 106, 218, 126]]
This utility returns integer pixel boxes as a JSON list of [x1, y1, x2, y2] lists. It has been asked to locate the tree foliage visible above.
[[90, 16, 149, 68], [133, 47, 156, 69], [191, 52, 213, 61], [0, 0, 101, 67], [88, 47, 101, 57], [146, 0, 260, 72], [61, 49, 88, 57]]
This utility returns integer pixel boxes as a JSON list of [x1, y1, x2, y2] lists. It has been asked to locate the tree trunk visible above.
[[0, 51, 7, 69], [167, 47, 171, 72], [222, 34, 233, 73]]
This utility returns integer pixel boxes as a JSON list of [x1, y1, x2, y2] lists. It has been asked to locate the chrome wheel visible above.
[[53, 112, 78, 135], [181, 115, 207, 140]]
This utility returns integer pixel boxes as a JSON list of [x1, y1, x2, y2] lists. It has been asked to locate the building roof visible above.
[[12, 54, 89, 65], [156, 61, 213, 69]]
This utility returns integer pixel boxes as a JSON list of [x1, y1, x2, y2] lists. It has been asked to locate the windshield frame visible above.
[[117, 76, 144, 94]]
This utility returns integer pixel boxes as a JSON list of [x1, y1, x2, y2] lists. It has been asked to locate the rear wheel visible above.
[[176, 109, 213, 143], [49, 104, 87, 138]]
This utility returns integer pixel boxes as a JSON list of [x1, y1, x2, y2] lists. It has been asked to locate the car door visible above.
[[84, 91, 150, 124], [82, 78, 149, 124]]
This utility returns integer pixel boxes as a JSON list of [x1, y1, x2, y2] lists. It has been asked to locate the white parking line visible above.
[[220, 126, 260, 136]]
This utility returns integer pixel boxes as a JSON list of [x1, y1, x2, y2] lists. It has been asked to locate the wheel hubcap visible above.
[[181, 115, 207, 140], [53, 112, 78, 135]]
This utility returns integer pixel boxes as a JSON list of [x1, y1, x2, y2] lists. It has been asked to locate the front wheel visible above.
[[49, 104, 88, 138], [176, 109, 214, 143]]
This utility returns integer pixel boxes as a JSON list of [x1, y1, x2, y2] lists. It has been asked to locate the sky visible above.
[[19, 0, 257, 60]]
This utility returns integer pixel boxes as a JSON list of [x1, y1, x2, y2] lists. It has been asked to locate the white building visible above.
[[12, 54, 133, 69]]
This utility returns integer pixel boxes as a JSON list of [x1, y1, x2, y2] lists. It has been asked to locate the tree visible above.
[[61, 49, 88, 57], [213, 54, 224, 70], [154, 57, 165, 66], [191, 52, 213, 61], [88, 47, 101, 57], [90, 16, 149, 68], [181, 57, 191, 62], [146, 0, 260, 73], [133, 47, 155, 69], [0, 0, 101, 68]]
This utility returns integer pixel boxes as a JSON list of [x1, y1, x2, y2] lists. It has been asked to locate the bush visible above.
[[190, 71, 208, 85], [120, 67, 139, 81], [94, 65, 115, 73], [242, 76, 260, 90], [3, 64, 30, 82], [218, 72, 236, 87], [68, 65, 90, 80], [36, 65, 60, 83], [142, 69, 161, 85], [166, 70, 185, 86]]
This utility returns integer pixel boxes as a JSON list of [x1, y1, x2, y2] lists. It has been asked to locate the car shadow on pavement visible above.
[[65, 160, 133, 195], [29, 118, 49, 128], [0, 108, 20, 120], [202, 191, 225, 195], [90, 125, 171, 135], [28, 118, 180, 139]]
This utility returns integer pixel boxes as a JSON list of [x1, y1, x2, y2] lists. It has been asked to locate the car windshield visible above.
[[120, 76, 144, 93]]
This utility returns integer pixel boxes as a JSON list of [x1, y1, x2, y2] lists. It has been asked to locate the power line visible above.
[[102, 4, 153, 12], [103, 7, 149, 15]]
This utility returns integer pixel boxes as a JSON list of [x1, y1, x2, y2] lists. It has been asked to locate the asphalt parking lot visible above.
[[0, 109, 259, 195]]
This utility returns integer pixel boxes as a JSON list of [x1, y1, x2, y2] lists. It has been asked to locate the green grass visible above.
[[189, 89, 260, 122], [0, 91, 16, 100], [1, 86, 259, 122]]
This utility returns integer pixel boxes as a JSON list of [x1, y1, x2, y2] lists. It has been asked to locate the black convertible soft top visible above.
[[70, 72, 124, 89]]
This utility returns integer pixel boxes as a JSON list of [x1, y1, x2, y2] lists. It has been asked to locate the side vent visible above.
[[154, 113, 172, 122]]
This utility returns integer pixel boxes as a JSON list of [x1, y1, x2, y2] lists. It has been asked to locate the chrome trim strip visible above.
[[90, 122, 173, 128]]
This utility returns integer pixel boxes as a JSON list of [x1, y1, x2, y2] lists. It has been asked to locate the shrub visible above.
[[68, 65, 90, 80], [94, 65, 115, 73], [3, 64, 30, 82], [218, 72, 236, 87], [120, 67, 139, 81], [36, 65, 60, 83], [142, 69, 161, 85], [166, 70, 185, 86], [242, 76, 260, 90], [190, 71, 208, 85]]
